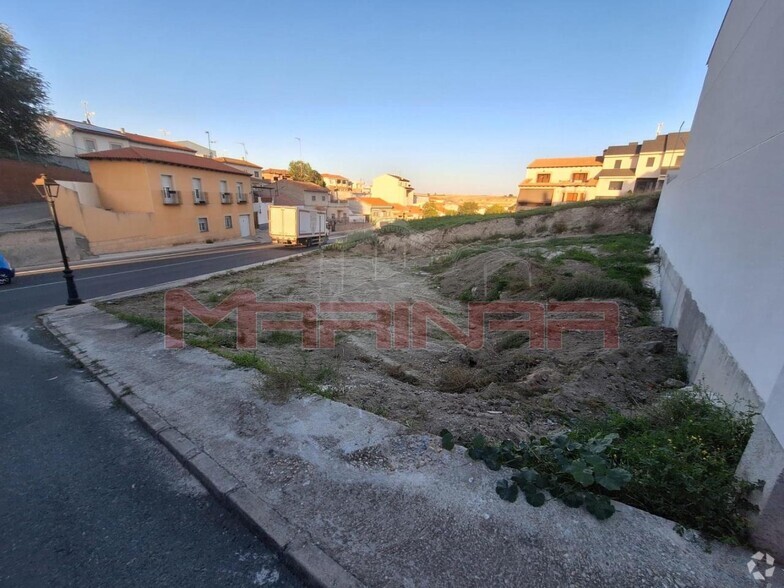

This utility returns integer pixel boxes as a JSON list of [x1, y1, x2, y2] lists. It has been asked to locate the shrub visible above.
[[551, 220, 567, 234], [573, 389, 759, 542], [547, 275, 635, 301], [438, 365, 479, 393], [440, 388, 760, 541]]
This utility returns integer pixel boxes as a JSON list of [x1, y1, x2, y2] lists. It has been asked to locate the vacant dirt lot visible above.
[[104, 196, 687, 443]]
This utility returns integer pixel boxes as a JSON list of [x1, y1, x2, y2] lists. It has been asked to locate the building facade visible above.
[[348, 197, 394, 224], [322, 173, 353, 196], [596, 133, 689, 198], [518, 133, 690, 208], [371, 174, 416, 206], [517, 157, 604, 207], [55, 147, 253, 254], [44, 117, 197, 159], [261, 168, 291, 182]]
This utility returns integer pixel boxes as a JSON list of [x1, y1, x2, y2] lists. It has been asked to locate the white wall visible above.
[[652, 0, 784, 442]]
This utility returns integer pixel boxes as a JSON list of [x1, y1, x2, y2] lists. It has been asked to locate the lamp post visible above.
[[32, 174, 82, 305]]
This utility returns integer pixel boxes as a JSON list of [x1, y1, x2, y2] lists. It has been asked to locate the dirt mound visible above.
[[378, 195, 658, 253]]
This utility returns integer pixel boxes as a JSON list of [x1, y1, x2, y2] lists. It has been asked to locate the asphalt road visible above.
[[0, 243, 309, 587]]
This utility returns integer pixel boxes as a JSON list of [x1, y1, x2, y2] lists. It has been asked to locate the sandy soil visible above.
[[106, 201, 687, 444]]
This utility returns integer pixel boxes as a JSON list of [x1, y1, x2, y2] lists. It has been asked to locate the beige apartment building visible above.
[[322, 173, 353, 194], [54, 147, 254, 254], [371, 174, 416, 206], [517, 156, 604, 206], [517, 132, 690, 208]]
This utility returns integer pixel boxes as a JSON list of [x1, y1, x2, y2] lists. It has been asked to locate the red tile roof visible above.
[[79, 147, 251, 175], [278, 179, 330, 192], [214, 156, 262, 169], [357, 197, 393, 207], [528, 156, 604, 168], [322, 173, 349, 180], [120, 132, 197, 153]]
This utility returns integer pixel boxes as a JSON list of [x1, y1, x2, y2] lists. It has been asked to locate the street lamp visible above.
[[32, 174, 82, 306]]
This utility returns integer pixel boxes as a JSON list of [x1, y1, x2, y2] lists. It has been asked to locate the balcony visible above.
[[220, 192, 233, 204], [162, 189, 180, 205], [193, 190, 208, 205], [236, 192, 248, 203]]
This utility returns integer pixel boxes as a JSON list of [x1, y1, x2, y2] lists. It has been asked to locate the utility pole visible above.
[[205, 131, 216, 158]]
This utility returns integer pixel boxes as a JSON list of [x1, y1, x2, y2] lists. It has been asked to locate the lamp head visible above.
[[33, 174, 59, 200]]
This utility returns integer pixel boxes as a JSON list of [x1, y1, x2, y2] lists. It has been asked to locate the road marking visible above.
[[16, 243, 271, 276], [0, 250, 290, 295]]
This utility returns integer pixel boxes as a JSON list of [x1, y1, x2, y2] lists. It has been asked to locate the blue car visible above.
[[0, 252, 15, 285]]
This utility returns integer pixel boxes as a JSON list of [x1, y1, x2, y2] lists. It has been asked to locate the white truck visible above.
[[268, 205, 328, 246]]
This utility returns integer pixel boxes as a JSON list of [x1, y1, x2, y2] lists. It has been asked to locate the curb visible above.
[[40, 310, 364, 588]]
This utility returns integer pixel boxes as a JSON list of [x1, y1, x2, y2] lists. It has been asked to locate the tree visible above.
[[421, 201, 439, 218], [457, 201, 480, 215], [485, 204, 509, 215], [0, 24, 53, 154], [288, 160, 326, 187]]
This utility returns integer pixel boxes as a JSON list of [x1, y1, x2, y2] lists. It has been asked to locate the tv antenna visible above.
[[237, 142, 248, 160], [81, 100, 95, 124], [160, 128, 171, 137], [656, 122, 664, 136], [205, 131, 216, 158]]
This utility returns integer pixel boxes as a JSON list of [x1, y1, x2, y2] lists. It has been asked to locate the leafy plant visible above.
[[573, 389, 761, 542], [441, 430, 631, 520]]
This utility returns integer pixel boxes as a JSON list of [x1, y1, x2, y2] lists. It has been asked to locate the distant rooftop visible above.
[[214, 156, 262, 169], [79, 147, 250, 175], [528, 156, 604, 168]]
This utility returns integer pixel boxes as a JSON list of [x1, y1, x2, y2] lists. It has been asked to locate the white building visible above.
[[652, 0, 784, 557], [44, 117, 197, 158]]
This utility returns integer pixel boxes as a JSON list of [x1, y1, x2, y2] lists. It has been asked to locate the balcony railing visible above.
[[220, 192, 232, 204], [193, 190, 208, 204], [236, 192, 247, 203], [162, 189, 180, 205]]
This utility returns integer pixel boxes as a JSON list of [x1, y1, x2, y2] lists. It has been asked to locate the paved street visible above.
[[0, 242, 308, 587]]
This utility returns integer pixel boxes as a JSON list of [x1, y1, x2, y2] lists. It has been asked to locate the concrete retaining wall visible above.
[[0, 227, 88, 268]]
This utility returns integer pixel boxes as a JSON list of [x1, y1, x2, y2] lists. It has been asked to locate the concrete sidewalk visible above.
[[42, 303, 774, 588]]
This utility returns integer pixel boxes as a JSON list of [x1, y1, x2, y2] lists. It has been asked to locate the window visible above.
[[236, 182, 246, 202], [614, 160, 622, 169], [646, 157, 655, 167], [322, 195, 326, 202], [84, 139, 97, 152], [192, 178, 205, 203], [224, 215, 233, 229], [110, 142, 122, 150], [312, 194, 316, 202], [536, 173, 551, 183], [565, 192, 580, 202], [572, 172, 588, 182], [198, 217, 209, 232], [609, 181, 624, 190], [160, 175, 174, 190], [253, 171, 259, 178]]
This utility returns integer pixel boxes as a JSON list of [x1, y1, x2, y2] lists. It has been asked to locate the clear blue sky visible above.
[[5, 0, 728, 194]]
